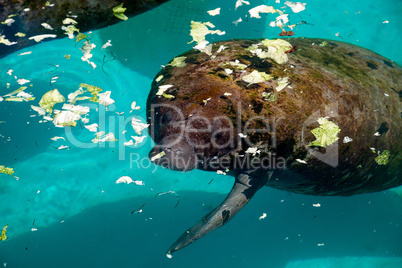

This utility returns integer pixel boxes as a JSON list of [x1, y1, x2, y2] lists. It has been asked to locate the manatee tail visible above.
[[166, 172, 267, 257]]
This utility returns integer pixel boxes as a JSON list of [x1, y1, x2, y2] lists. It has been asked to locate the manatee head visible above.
[[149, 134, 198, 171]]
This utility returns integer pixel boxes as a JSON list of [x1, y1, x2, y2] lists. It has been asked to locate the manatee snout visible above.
[[149, 135, 198, 171]]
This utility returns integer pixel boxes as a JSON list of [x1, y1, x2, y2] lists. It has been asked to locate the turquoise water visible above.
[[0, 0, 401, 267]]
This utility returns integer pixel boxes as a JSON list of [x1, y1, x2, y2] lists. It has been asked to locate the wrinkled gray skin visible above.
[[151, 135, 198, 171], [147, 38, 402, 256]]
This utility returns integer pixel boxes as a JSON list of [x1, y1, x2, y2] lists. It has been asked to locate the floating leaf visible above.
[[261, 39, 293, 64], [39, 89, 65, 114], [80, 40, 96, 68], [67, 88, 88, 104], [4, 97, 24, 102], [53, 111, 81, 127], [84, 123, 99, 132], [249, 5, 277, 19], [132, 135, 146, 146], [61, 104, 90, 115], [235, 0, 250, 10], [92, 132, 117, 143], [31, 105, 46, 116], [375, 150, 390, 165], [207, 8, 221, 16], [3, 86, 27, 97], [116, 176, 144, 185], [0, 165, 14, 175], [116, 176, 133, 184], [62, 25, 79, 39], [308, 118, 341, 148], [79, 83, 103, 102], [98, 91, 115, 108], [130, 101, 140, 111], [0, 225, 8, 241], [17, 78, 30, 85], [189, 21, 225, 44], [284, 1, 307, 13], [131, 118, 149, 135], [5, 92, 35, 102], [75, 33, 86, 42], [28, 34, 57, 42], [150, 151, 166, 162], [0, 35, 17, 46]]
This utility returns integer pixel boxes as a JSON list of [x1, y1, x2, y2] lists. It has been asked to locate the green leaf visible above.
[[168, 56, 187, 68], [79, 83, 104, 102], [262, 92, 278, 102], [259, 39, 293, 64], [162, 93, 175, 99], [0, 165, 14, 175], [0, 225, 7, 241], [3, 86, 27, 97], [375, 150, 390, 165], [242, 70, 273, 85], [276, 77, 290, 91], [0, 35, 17, 46], [155, 75, 164, 82], [223, 60, 248, 70], [308, 118, 341, 148], [320, 41, 328, 47], [75, 33, 87, 42], [189, 21, 224, 44], [63, 25, 79, 36], [261, 39, 293, 52], [53, 110, 81, 127], [15, 32, 26, 37], [113, 4, 128, 20], [39, 89, 65, 114]]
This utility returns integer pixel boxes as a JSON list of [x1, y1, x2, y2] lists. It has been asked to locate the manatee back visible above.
[[147, 38, 401, 196]]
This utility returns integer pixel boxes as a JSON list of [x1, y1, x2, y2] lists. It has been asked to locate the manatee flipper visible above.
[[167, 172, 268, 256]]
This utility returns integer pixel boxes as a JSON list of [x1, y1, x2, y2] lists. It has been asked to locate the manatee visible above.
[[0, 0, 169, 58], [146, 38, 402, 256]]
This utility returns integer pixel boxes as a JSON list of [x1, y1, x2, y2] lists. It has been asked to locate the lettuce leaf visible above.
[[375, 150, 390, 165], [113, 4, 128, 20], [0, 165, 14, 175], [242, 70, 273, 84], [39, 89, 65, 113], [308, 118, 341, 148]]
